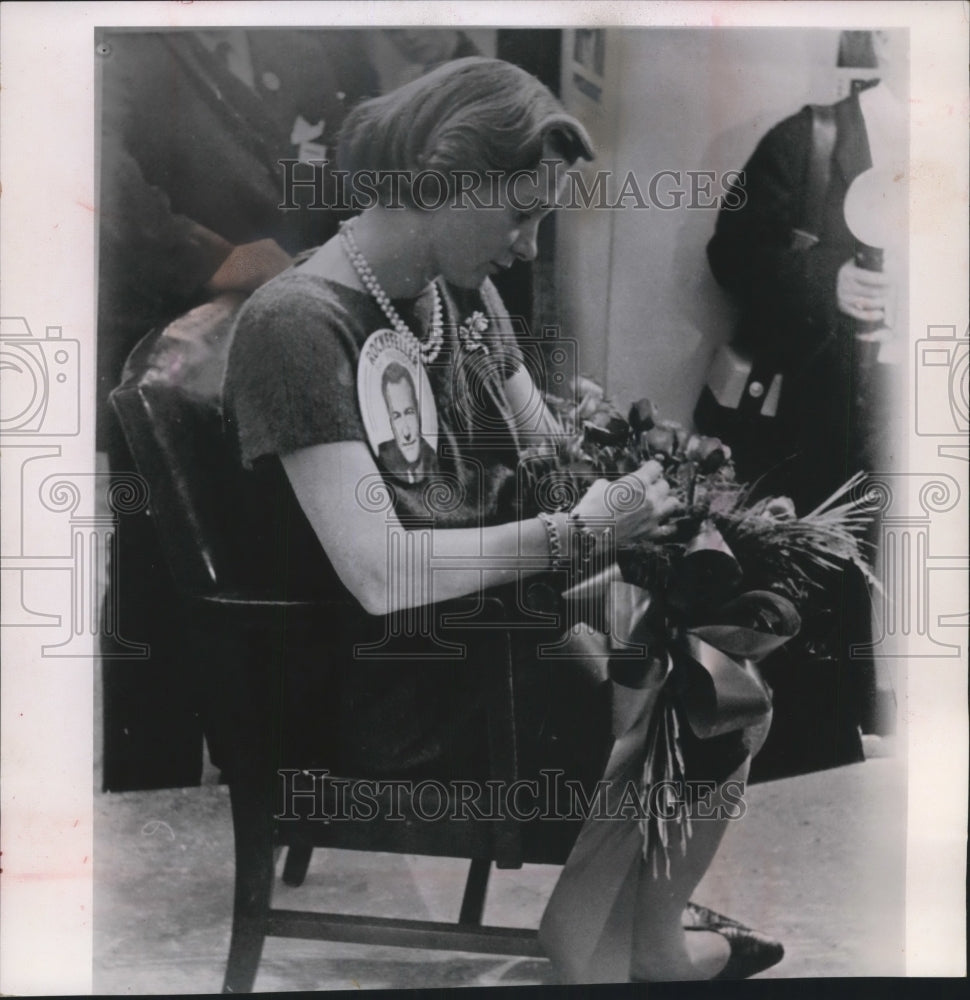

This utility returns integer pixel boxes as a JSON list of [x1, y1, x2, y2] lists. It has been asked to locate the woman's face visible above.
[[427, 146, 570, 290]]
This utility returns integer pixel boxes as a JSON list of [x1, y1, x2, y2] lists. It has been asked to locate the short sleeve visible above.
[[224, 275, 367, 466]]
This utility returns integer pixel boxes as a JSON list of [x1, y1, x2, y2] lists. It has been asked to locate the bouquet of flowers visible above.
[[539, 376, 875, 597], [529, 376, 877, 875]]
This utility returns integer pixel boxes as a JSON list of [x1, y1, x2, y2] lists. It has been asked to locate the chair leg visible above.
[[223, 781, 276, 994], [458, 858, 492, 926], [281, 841, 313, 887]]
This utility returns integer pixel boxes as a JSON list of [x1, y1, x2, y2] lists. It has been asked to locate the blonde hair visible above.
[[337, 57, 594, 205]]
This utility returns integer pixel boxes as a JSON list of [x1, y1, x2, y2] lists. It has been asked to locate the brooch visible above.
[[458, 311, 490, 354]]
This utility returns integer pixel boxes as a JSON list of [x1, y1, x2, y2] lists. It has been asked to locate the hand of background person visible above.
[[836, 259, 893, 324], [205, 238, 293, 295], [571, 459, 682, 547]]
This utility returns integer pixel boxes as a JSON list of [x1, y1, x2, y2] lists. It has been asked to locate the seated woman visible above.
[[224, 56, 778, 983]]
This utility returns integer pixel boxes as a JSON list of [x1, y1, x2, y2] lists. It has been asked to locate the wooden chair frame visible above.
[[109, 299, 578, 993]]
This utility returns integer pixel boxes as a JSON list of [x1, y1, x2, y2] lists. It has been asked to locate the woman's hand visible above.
[[572, 460, 682, 547], [836, 259, 892, 324]]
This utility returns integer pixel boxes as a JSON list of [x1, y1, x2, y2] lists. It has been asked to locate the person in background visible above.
[[369, 28, 482, 92], [97, 28, 376, 790], [699, 29, 906, 778]]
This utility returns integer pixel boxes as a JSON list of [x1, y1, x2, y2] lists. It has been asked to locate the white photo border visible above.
[[0, 1, 966, 992]]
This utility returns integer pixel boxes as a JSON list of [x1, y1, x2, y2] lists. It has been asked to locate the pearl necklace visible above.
[[339, 221, 443, 366]]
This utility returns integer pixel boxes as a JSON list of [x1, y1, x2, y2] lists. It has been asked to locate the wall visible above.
[[559, 28, 845, 425], [366, 29, 497, 91]]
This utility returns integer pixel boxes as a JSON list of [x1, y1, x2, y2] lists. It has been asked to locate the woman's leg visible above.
[[629, 756, 751, 981]]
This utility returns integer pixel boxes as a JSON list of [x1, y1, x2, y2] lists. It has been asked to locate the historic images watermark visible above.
[[0, 315, 150, 657], [280, 162, 747, 213], [276, 768, 747, 824], [0, 316, 80, 437], [915, 323, 969, 451]]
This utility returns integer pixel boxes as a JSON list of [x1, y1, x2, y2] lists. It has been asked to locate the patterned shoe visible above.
[[683, 901, 784, 980]]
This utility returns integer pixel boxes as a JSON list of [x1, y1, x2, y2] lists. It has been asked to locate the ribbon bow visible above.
[[609, 521, 801, 876], [670, 523, 799, 739]]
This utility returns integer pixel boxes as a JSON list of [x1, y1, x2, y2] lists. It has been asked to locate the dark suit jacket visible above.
[[708, 93, 871, 370], [97, 29, 377, 441], [377, 437, 439, 484], [705, 93, 873, 506], [706, 95, 882, 777]]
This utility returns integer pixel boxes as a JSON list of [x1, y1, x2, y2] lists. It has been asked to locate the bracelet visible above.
[[568, 512, 612, 583], [541, 511, 615, 582], [570, 514, 595, 581], [537, 511, 567, 572]]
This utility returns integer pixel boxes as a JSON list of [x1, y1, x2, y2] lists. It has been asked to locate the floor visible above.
[[93, 754, 906, 992]]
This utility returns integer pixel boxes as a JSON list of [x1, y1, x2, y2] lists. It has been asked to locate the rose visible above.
[[660, 420, 690, 456], [628, 397, 658, 433], [684, 435, 705, 461], [685, 434, 731, 474], [642, 426, 676, 457]]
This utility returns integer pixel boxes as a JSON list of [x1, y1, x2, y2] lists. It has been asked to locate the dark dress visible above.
[[223, 266, 611, 796]]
